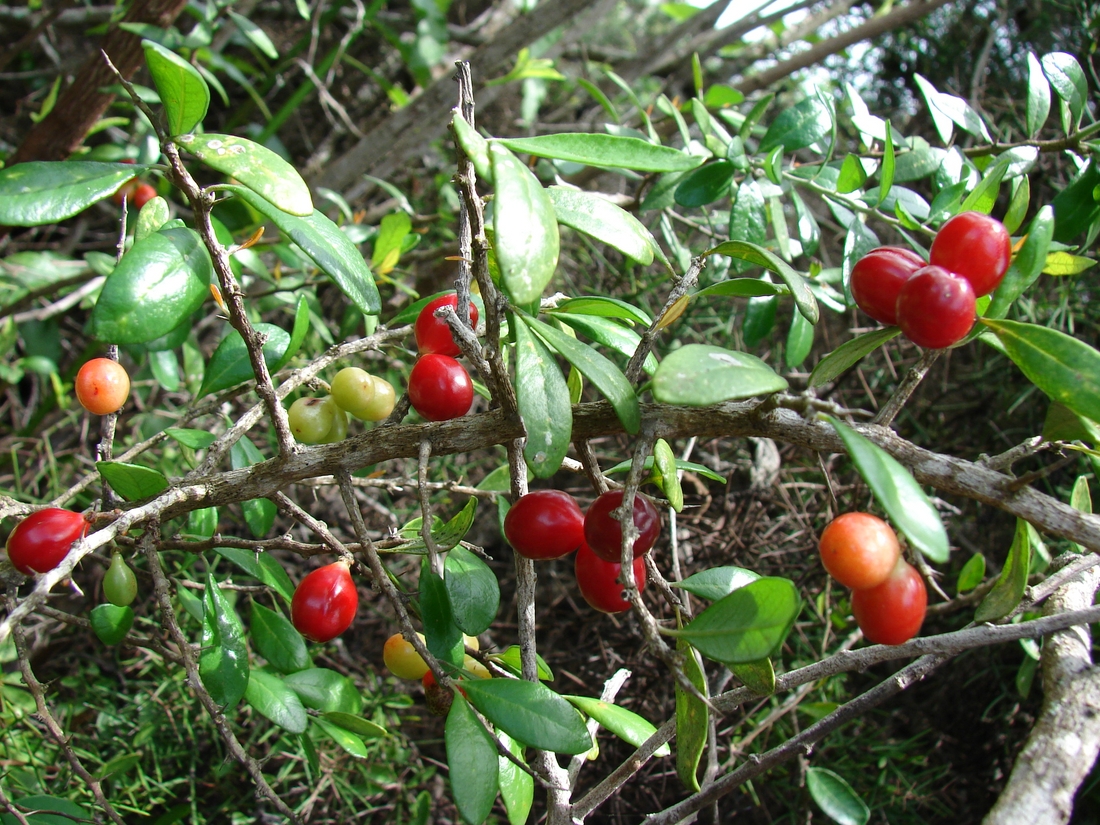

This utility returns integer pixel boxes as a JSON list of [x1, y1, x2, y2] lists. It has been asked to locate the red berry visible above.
[[408, 354, 474, 421], [291, 561, 358, 643], [819, 513, 901, 591], [575, 540, 647, 614], [6, 508, 89, 575], [850, 246, 926, 326], [929, 211, 1011, 297], [895, 265, 976, 349], [503, 490, 585, 560], [851, 559, 927, 645], [415, 293, 479, 357], [75, 358, 130, 415], [132, 183, 158, 210], [583, 490, 661, 563]]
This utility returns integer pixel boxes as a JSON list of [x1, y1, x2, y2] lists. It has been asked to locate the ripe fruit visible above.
[[584, 490, 661, 563], [288, 396, 344, 444], [930, 211, 1011, 297], [408, 354, 474, 421], [132, 183, 158, 210], [291, 561, 358, 643], [5, 508, 89, 575], [850, 246, 926, 326], [75, 358, 130, 415], [575, 541, 647, 614], [415, 293, 479, 357], [851, 558, 927, 645], [895, 265, 976, 349], [384, 632, 430, 680], [503, 490, 585, 560], [819, 513, 901, 591], [104, 552, 138, 607]]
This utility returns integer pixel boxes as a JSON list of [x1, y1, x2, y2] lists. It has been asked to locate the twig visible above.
[[873, 348, 941, 427], [624, 257, 703, 384], [417, 440, 442, 576]]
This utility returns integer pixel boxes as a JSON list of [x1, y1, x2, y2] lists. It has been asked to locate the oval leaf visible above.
[[284, 668, 361, 714], [807, 767, 870, 825], [199, 323, 291, 397], [809, 328, 902, 388], [322, 711, 387, 739], [495, 134, 702, 173], [444, 546, 501, 637], [759, 95, 832, 153], [513, 316, 573, 477], [704, 240, 818, 323], [497, 731, 534, 825], [90, 604, 134, 646], [553, 296, 652, 326], [245, 669, 308, 734], [96, 461, 169, 501], [673, 566, 760, 601], [548, 186, 656, 265], [143, 40, 210, 136], [695, 279, 787, 299], [199, 572, 249, 710], [0, 161, 150, 226], [551, 312, 658, 376], [214, 546, 296, 603], [422, 568, 464, 669], [446, 697, 499, 825], [675, 640, 707, 792], [986, 206, 1054, 319], [251, 603, 310, 674], [565, 695, 670, 756], [652, 344, 787, 406], [312, 716, 369, 758], [674, 160, 735, 208], [731, 658, 775, 695], [462, 678, 592, 755]]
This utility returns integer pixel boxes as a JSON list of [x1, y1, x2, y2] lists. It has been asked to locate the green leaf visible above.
[[728, 180, 767, 273], [957, 553, 986, 593], [759, 95, 831, 153], [0, 161, 150, 226], [806, 767, 870, 825], [165, 427, 217, 449], [275, 295, 311, 371], [399, 498, 477, 554], [671, 577, 800, 665], [551, 312, 658, 376], [135, 195, 172, 241], [1051, 160, 1100, 243], [142, 40, 209, 136], [836, 154, 867, 194], [322, 711, 387, 739], [675, 640, 707, 792], [245, 669, 308, 734], [495, 133, 702, 173], [214, 547, 295, 604], [513, 316, 572, 478], [674, 160, 735, 208], [877, 121, 895, 205], [694, 279, 787, 299], [603, 456, 725, 483], [0, 796, 89, 825], [552, 296, 651, 326], [673, 567, 760, 601], [976, 519, 1031, 623], [1043, 252, 1097, 276], [785, 309, 814, 369], [177, 133, 312, 216], [731, 658, 775, 695], [90, 604, 134, 646], [446, 697, 499, 825], [491, 646, 554, 681], [651, 344, 787, 406], [497, 731, 533, 825], [371, 212, 412, 271], [444, 546, 500, 637], [986, 206, 1054, 319], [284, 668, 361, 714], [199, 572, 249, 710], [251, 603, 310, 674], [809, 328, 902, 388], [421, 568, 464, 669], [1026, 52, 1051, 138], [227, 10, 278, 59], [490, 143, 560, 306], [1041, 52, 1088, 128], [96, 461, 169, 501], [227, 186, 379, 315], [313, 716, 369, 758], [652, 438, 683, 513], [980, 319, 1100, 425], [91, 227, 211, 344], [198, 322, 291, 397], [1071, 475, 1092, 554], [705, 240, 818, 323], [452, 112, 492, 180], [242, 497, 277, 538], [462, 678, 592, 755], [565, 695, 670, 756], [827, 417, 949, 563], [548, 186, 657, 265], [959, 155, 1007, 215], [522, 316, 640, 434]]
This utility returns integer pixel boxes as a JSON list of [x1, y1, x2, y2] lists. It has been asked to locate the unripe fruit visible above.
[[415, 293, 479, 357], [584, 490, 661, 563], [104, 552, 138, 607], [463, 655, 491, 679], [291, 561, 358, 643], [359, 377, 396, 422], [503, 490, 585, 560], [850, 246, 926, 326], [851, 558, 927, 645], [5, 508, 89, 575], [408, 354, 474, 421], [895, 265, 976, 349], [575, 541, 647, 614], [288, 396, 342, 444], [384, 632, 429, 680], [330, 367, 377, 419], [318, 405, 348, 444], [929, 211, 1011, 297], [75, 358, 130, 415], [819, 513, 901, 591]]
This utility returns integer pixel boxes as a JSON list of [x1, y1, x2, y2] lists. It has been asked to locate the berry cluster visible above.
[[407, 294, 477, 422], [503, 488, 660, 614], [288, 367, 396, 445], [851, 212, 1011, 349], [818, 513, 926, 645]]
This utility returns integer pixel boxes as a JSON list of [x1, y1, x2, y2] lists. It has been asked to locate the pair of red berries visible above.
[[290, 560, 359, 643], [407, 294, 478, 422], [850, 212, 1012, 349], [503, 489, 660, 613], [818, 512, 927, 645], [5, 508, 90, 575]]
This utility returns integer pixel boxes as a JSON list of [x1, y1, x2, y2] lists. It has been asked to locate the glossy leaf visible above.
[[462, 678, 592, 755], [548, 186, 657, 265], [836, 154, 866, 194], [444, 546, 500, 637], [497, 731, 533, 825], [284, 668, 361, 714], [552, 296, 651, 326], [694, 279, 787, 299], [313, 716, 369, 758], [705, 240, 818, 323], [198, 323, 291, 397], [957, 553, 986, 593], [675, 639, 707, 792], [603, 456, 725, 483], [980, 319, 1100, 424], [491, 144, 560, 305], [446, 697, 499, 825], [1026, 53, 1051, 137], [1041, 52, 1088, 128], [251, 603, 310, 674], [96, 461, 169, 501], [728, 179, 767, 273], [807, 768, 870, 825], [452, 112, 492, 180], [914, 73, 991, 142], [491, 646, 554, 681], [513, 317, 572, 478], [275, 295, 311, 371], [674, 160, 735, 207], [523, 316, 640, 434], [809, 328, 902, 388], [671, 577, 800, 665], [759, 95, 831, 152], [90, 604, 134, 646], [986, 206, 1054, 319], [399, 497, 477, 554], [653, 438, 683, 513], [651, 344, 787, 406], [135, 195, 171, 241], [959, 155, 1007, 215], [227, 186, 379, 315], [0, 161, 150, 226], [1051, 160, 1100, 243], [673, 566, 760, 601], [199, 573, 249, 710], [227, 10, 278, 59], [1043, 252, 1096, 276], [495, 133, 702, 172], [827, 417, 950, 563], [177, 133, 312, 216], [91, 227, 211, 344], [143, 40, 209, 136], [245, 669, 308, 734], [166, 428, 217, 450], [551, 312, 658, 375], [566, 695, 670, 756], [731, 658, 775, 695], [786, 309, 814, 369], [214, 546, 295, 603], [975, 519, 1031, 623], [421, 568, 464, 669], [323, 711, 387, 739]]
